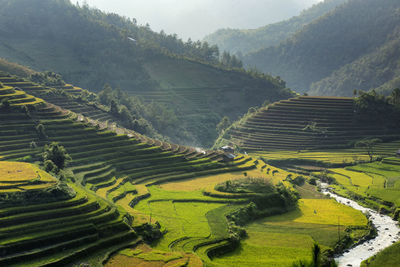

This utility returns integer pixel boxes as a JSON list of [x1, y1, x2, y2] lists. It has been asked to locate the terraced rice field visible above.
[[0, 73, 116, 124], [224, 96, 400, 151], [326, 160, 400, 208], [0, 76, 381, 266], [0, 161, 56, 192], [211, 199, 367, 267], [104, 159, 297, 265], [0, 84, 267, 265], [0, 81, 44, 106], [253, 140, 400, 166], [0, 162, 137, 266]]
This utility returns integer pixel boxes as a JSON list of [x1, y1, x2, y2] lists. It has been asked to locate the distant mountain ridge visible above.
[[204, 0, 347, 56], [244, 0, 400, 94]]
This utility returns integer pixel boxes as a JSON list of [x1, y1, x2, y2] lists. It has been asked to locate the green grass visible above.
[[326, 161, 400, 208], [361, 242, 400, 267]]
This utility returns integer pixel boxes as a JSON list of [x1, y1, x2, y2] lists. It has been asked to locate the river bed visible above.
[[320, 183, 400, 267]]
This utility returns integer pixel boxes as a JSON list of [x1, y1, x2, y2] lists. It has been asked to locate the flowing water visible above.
[[320, 183, 400, 267]]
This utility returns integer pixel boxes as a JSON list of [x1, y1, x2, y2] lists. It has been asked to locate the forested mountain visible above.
[[203, 0, 347, 56], [244, 0, 400, 95], [0, 0, 293, 147], [308, 28, 400, 96]]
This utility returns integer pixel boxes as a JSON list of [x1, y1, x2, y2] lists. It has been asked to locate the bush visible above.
[[35, 123, 47, 140], [292, 176, 306, 186], [133, 222, 163, 243]]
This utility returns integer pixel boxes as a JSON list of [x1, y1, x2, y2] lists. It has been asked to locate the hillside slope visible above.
[[216, 95, 400, 151], [204, 0, 346, 55], [0, 0, 293, 147], [244, 0, 400, 94], [0, 81, 261, 264]]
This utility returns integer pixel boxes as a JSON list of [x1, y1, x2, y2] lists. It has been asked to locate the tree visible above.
[[110, 99, 119, 116], [355, 138, 382, 162], [120, 105, 132, 122], [390, 88, 400, 106], [216, 116, 231, 134], [42, 142, 71, 173]]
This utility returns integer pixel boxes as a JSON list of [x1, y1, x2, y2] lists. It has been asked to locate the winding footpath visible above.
[[320, 183, 400, 267]]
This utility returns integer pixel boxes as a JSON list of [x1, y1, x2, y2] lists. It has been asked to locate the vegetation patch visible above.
[[361, 242, 400, 267]]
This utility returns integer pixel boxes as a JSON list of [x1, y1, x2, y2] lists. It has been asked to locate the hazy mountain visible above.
[[244, 0, 400, 94], [203, 0, 347, 55]]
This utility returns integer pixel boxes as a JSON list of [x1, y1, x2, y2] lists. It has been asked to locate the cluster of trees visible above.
[[219, 178, 298, 224], [42, 142, 71, 175], [354, 89, 400, 127], [77, 0, 240, 68], [30, 71, 65, 87], [220, 51, 243, 69]]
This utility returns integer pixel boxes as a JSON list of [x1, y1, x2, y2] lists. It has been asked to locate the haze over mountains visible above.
[[76, 0, 323, 41], [206, 0, 400, 96]]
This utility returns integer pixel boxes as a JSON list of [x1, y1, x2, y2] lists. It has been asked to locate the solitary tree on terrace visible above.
[[354, 138, 382, 162]]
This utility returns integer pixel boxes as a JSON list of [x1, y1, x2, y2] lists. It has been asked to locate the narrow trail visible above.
[[320, 183, 400, 267]]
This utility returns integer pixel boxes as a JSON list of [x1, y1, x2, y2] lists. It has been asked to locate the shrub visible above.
[[292, 176, 306, 186], [133, 222, 163, 243], [30, 141, 37, 149], [36, 123, 47, 140], [22, 155, 34, 162]]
